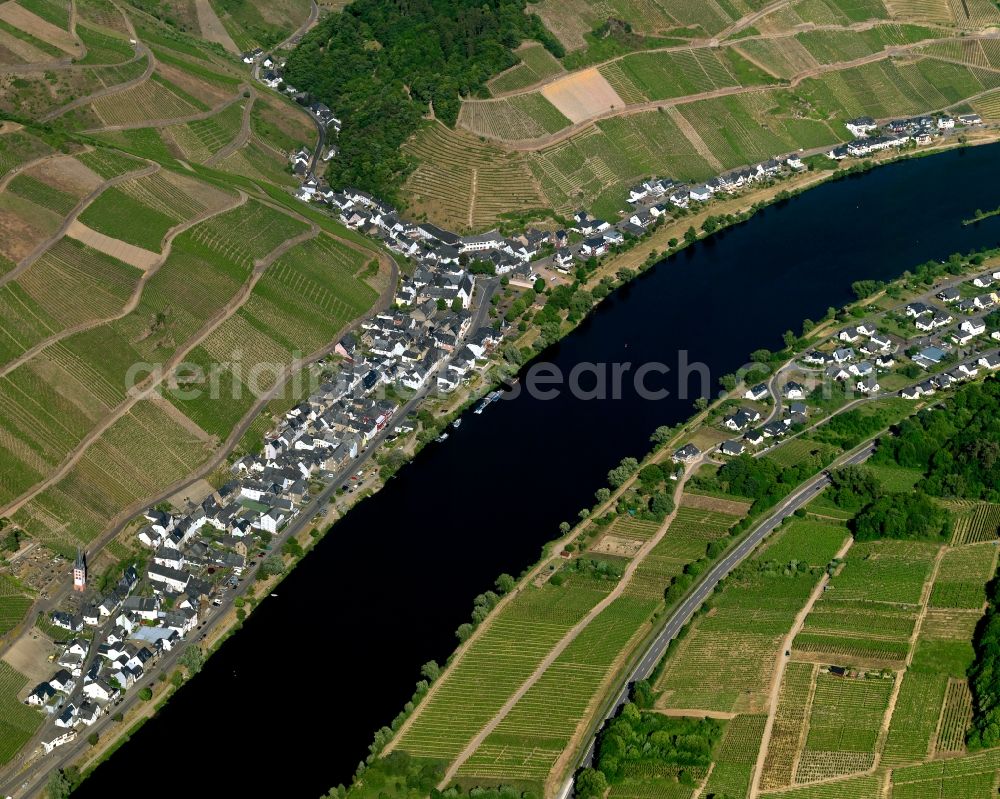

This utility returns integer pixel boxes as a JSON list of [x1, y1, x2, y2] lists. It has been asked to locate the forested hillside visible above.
[[282, 0, 561, 202]]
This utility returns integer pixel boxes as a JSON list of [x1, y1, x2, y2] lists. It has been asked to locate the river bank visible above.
[[66, 137, 1000, 799]]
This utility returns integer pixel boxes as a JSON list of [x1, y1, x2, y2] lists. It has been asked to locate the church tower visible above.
[[73, 549, 86, 593]]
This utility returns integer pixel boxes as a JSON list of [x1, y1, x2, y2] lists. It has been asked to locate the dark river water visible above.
[[75, 144, 1000, 797]]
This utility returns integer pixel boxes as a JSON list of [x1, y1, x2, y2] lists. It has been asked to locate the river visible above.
[[74, 143, 1000, 798]]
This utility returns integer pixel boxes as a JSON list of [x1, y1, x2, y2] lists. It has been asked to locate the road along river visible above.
[[76, 143, 1000, 797]]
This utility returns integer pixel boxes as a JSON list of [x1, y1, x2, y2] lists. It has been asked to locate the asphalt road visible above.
[[566, 440, 876, 793]]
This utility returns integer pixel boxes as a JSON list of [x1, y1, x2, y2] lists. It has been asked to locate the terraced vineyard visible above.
[[949, 501, 1000, 545], [0, 662, 42, 765], [458, 95, 571, 141], [0, 575, 31, 636], [655, 519, 844, 714], [488, 43, 565, 94], [935, 678, 974, 754], [394, 574, 616, 762]]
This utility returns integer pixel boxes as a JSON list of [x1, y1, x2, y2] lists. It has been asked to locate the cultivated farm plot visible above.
[[459, 94, 572, 141], [604, 48, 758, 104], [164, 99, 244, 162], [0, 573, 31, 636], [883, 0, 954, 22], [403, 124, 545, 231], [487, 42, 565, 94], [949, 502, 1000, 545], [185, 199, 309, 271], [529, 108, 716, 217], [12, 236, 141, 334], [734, 36, 820, 80], [971, 87, 1000, 119], [761, 518, 848, 567], [795, 673, 894, 782], [881, 670, 949, 766], [5, 172, 77, 216], [890, 748, 1000, 798], [79, 168, 231, 251], [395, 575, 615, 763], [74, 148, 146, 180], [0, 129, 53, 182], [0, 661, 42, 765], [760, 774, 883, 799], [173, 230, 377, 438], [655, 570, 825, 713], [702, 714, 767, 799], [798, 57, 998, 122], [761, 662, 817, 790], [929, 543, 995, 609], [795, 597, 916, 665], [15, 398, 212, 548], [88, 77, 201, 127], [934, 678, 973, 755], [765, 437, 839, 469], [459, 592, 659, 785]]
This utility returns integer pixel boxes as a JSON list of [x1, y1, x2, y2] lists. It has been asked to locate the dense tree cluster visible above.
[[969, 574, 1000, 749], [826, 465, 882, 511], [594, 703, 721, 783], [851, 493, 949, 542], [283, 0, 562, 202], [875, 379, 1000, 500], [701, 454, 823, 511]]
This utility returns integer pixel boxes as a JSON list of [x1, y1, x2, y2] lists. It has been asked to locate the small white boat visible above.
[[437, 432, 450, 442], [452, 419, 462, 429]]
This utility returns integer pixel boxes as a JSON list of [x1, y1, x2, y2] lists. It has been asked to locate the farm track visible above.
[[0, 210, 321, 521], [438, 457, 702, 787], [81, 85, 249, 133], [0, 226, 395, 672], [0, 160, 160, 287], [749, 536, 854, 799], [484, 17, 957, 100], [467, 31, 1000, 150], [39, 42, 155, 122], [0, 190, 249, 380], [204, 89, 255, 167]]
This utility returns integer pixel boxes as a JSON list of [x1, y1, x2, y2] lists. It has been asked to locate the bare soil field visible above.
[[3, 633, 54, 688], [27, 155, 103, 197], [195, 0, 238, 53], [681, 492, 752, 516], [590, 533, 645, 558], [157, 56, 234, 106], [64, 220, 160, 269], [0, 194, 61, 261], [540, 68, 626, 123], [0, 28, 51, 63], [0, 1, 81, 55]]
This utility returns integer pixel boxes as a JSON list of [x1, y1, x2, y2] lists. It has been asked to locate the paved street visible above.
[[567, 440, 876, 792]]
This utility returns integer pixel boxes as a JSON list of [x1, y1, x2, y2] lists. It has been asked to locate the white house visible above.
[[783, 381, 807, 400], [744, 383, 768, 401]]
